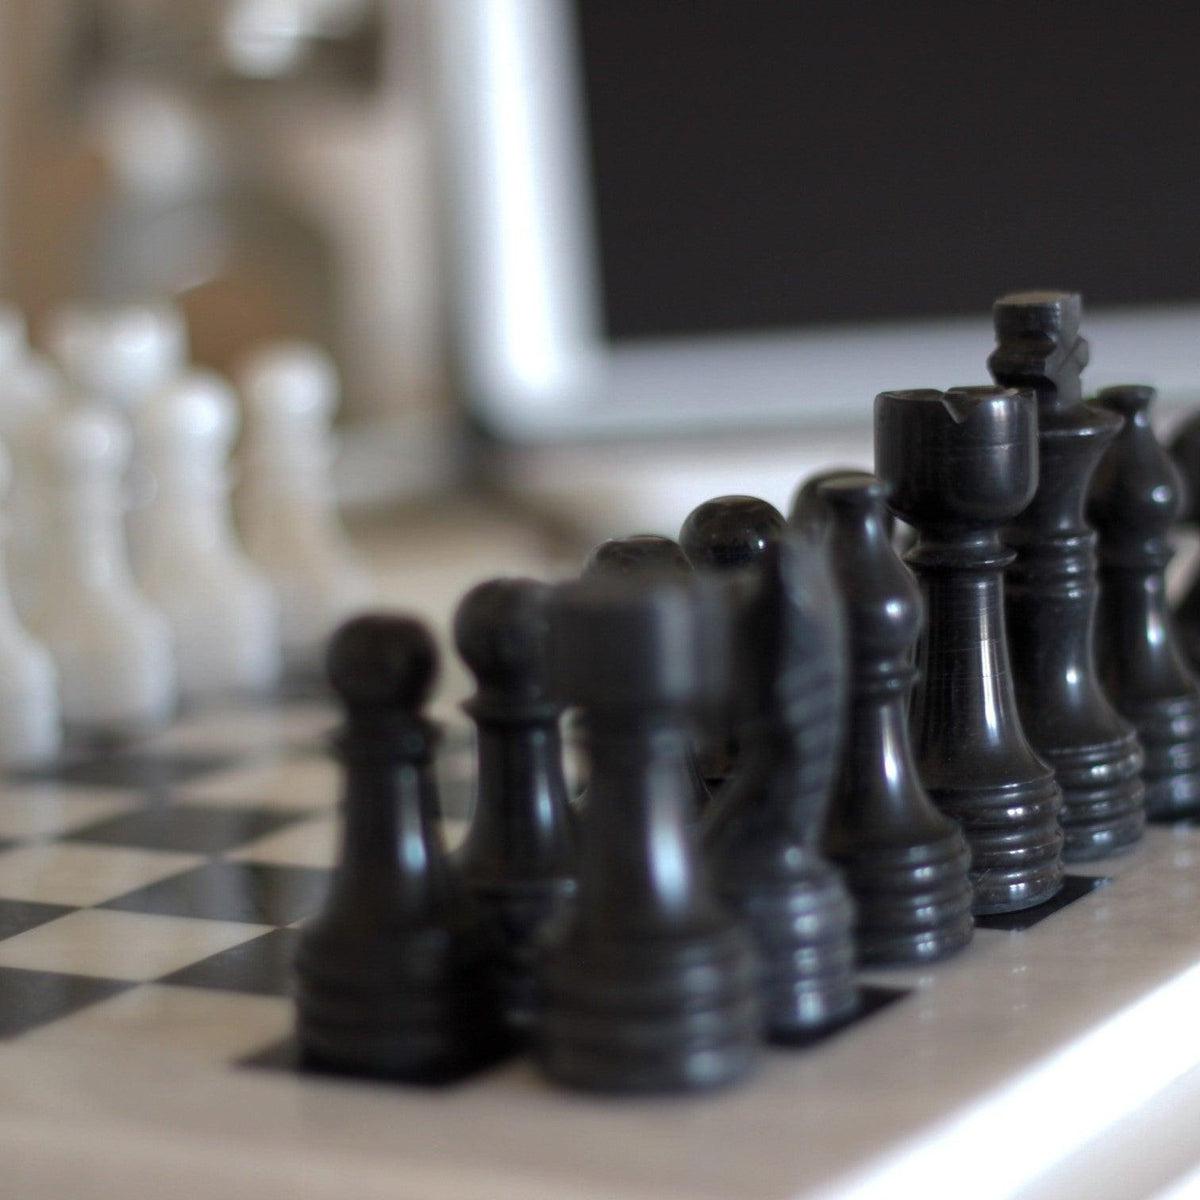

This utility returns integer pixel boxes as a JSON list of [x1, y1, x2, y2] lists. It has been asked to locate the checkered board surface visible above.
[[0, 692, 1107, 1067], [0, 694, 481, 1062], [4, 695, 1200, 1200]]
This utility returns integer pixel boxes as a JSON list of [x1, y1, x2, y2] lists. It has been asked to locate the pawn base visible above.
[[537, 922, 759, 1094], [717, 864, 859, 1042], [840, 830, 975, 966]]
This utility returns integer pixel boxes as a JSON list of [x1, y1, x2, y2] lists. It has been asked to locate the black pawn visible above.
[[538, 573, 759, 1092], [876, 387, 1065, 914], [1089, 386, 1200, 820], [680, 494, 785, 571], [583, 534, 692, 578], [295, 613, 506, 1081], [791, 467, 898, 543], [454, 579, 577, 1034], [1168, 414, 1200, 670], [703, 531, 859, 1039], [805, 473, 974, 963], [680, 495, 785, 789], [990, 291, 1146, 860]]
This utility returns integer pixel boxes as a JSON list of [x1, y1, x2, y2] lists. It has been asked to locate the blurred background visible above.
[[1, 0, 1198, 543]]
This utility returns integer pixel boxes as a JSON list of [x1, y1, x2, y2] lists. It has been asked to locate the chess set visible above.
[[8, 289, 1200, 1199]]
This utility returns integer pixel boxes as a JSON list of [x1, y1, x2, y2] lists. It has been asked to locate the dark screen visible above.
[[575, 2, 1200, 340]]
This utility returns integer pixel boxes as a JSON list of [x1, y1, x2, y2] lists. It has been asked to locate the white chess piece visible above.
[[236, 342, 373, 676], [134, 370, 281, 701], [48, 301, 187, 412], [0, 305, 66, 619], [24, 402, 176, 737], [0, 433, 62, 768]]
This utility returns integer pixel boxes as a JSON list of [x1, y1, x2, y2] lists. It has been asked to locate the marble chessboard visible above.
[[3, 693, 1200, 1200]]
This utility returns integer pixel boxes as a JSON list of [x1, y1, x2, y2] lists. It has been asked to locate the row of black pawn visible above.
[[293, 289, 1200, 1094]]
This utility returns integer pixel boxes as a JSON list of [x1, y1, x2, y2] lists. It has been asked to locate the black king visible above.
[[989, 291, 1146, 860]]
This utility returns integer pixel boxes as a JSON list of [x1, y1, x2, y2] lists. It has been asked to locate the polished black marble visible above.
[[67, 805, 311, 855], [21, 751, 238, 793], [0, 899, 76, 940], [0, 966, 132, 1037], [161, 928, 302, 996], [101, 862, 330, 926]]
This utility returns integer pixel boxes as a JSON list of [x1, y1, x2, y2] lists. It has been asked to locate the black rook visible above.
[[875, 386, 1064, 914], [537, 574, 758, 1092]]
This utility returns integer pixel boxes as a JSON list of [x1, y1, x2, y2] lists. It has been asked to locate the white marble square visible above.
[[227, 815, 469, 869], [0, 784, 140, 841], [0, 843, 204, 906], [25, 983, 293, 1061], [0, 909, 272, 981], [226, 815, 340, 868], [172, 755, 340, 811], [139, 701, 334, 757]]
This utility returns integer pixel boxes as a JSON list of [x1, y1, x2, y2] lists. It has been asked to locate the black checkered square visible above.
[[160, 928, 301, 996], [67, 804, 313, 855], [0, 965, 132, 1037], [101, 861, 330, 926]]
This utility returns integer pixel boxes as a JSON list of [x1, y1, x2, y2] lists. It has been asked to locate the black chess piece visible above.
[[583, 534, 692, 577], [581, 534, 710, 814], [454, 579, 577, 1035], [680, 495, 785, 789], [1168, 414, 1200, 670], [875, 386, 1065, 914], [1089, 386, 1200, 820], [294, 613, 507, 1081], [791, 467, 896, 540], [703, 531, 859, 1038], [990, 292, 1146, 860], [804, 472, 974, 963], [537, 573, 759, 1092], [679, 494, 785, 571]]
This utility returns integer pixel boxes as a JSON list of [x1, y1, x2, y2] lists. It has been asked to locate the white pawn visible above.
[[48, 301, 187, 413], [48, 301, 190, 559], [0, 304, 66, 619], [0, 433, 62, 768], [235, 342, 372, 676], [25, 403, 175, 738], [134, 370, 281, 702]]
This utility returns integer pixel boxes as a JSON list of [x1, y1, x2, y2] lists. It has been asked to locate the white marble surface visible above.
[[3, 505, 1200, 1198], [2, 825, 1200, 1199]]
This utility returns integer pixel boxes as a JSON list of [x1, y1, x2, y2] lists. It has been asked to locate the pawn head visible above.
[[582, 534, 691, 578], [454, 577, 554, 693], [679, 495, 784, 571], [49, 301, 187, 407], [238, 341, 338, 427], [326, 613, 438, 711], [789, 467, 881, 533]]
